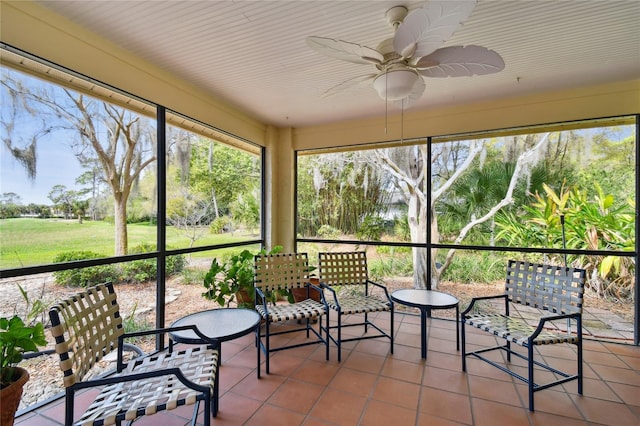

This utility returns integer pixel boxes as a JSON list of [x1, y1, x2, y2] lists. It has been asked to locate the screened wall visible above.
[[297, 116, 638, 344]]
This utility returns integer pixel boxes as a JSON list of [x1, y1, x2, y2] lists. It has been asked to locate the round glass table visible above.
[[390, 289, 459, 359], [169, 307, 260, 344]]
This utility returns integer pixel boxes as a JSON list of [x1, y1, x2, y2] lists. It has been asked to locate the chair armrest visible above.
[[531, 312, 582, 340], [255, 287, 270, 313], [73, 365, 210, 394], [461, 294, 507, 317], [366, 280, 392, 302], [320, 282, 340, 308]]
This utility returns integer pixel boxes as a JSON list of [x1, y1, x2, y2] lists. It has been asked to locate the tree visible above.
[[48, 185, 79, 219], [297, 152, 392, 236], [1, 69, 156, 255], [366, 133, 557, 289], [166, 190, 215, 248]]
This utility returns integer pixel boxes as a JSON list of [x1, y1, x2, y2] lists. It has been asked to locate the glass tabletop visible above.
[[170, 308, 261, 344], [391, 289, 458, 309]]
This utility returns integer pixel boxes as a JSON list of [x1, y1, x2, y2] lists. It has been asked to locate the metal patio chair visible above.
[[318, 251, 393, 361], [254, 252, 329, 376], [461, 260, 586, 411], [49, 282, 220, 426]]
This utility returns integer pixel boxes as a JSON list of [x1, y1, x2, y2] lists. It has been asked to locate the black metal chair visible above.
[[254, 252, 329, 376], [318, 251, 393, 361], [49, 282, 220, 426], [461, 260, 586, 411]]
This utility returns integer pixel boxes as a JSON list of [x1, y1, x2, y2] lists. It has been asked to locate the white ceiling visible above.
[[37, 0, 640, 128]]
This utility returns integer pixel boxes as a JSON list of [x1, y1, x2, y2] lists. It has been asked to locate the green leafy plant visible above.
[[0, 315, 47, 388], [53, 251, 118, 287], [202, 246, 283, 308]]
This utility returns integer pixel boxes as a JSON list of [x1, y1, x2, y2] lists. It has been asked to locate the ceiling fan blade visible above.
[[394, 1, 477, 59], [322, 74, 377, 98], [416, 45, 505, 77], [306, 36, 383, 65]]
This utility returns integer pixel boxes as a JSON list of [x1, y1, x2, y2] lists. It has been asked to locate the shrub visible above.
[[53, 246, 185, 286], [121, 244, 186, 284], [316, 224, 340, 239], [356, 214, 385, 241], [368, 252, 413, 280], [53, 251, 118, 287], [439, 252, 505, 284], [210, 216, 233, 234]]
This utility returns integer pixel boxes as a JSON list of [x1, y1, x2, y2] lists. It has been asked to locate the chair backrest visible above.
[[254, 252, 309, 292], [49, 282, 124, 387], [505, 260, 586, 315], [318, 251, 369, 286]]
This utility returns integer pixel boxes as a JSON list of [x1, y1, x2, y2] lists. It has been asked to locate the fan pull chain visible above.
[[401, 97, 405, 143], [384, 71, 388, 135]]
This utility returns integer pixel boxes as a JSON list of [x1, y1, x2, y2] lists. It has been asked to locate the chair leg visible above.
[[325, 314, 330, 361], [528, 344, 534, 411], [191, 401, 200, 426], [337, 312, 343, 362], [577, 339, 583, 395], [65, 389, 74, 426], [461, 320, 467, 371], [203, 397, 211, 426], [265, 321, 271, 374], [364, 312, 369, 333], [256, 326, 261, 379], [390, 305, 394, 354]]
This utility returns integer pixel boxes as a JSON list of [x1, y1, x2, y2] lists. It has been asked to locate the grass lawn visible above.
[[0, 218, 255, 269]]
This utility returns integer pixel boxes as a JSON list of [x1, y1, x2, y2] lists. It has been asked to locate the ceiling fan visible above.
[[306, 0, 504, 104]]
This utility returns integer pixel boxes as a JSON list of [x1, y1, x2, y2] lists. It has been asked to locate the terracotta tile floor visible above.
[[14, 312, 640, 425]]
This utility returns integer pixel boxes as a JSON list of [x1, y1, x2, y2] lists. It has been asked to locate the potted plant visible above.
[[0, 315, 47, 426], [290, 265, 322, 303], [203, 246, 283, 308]]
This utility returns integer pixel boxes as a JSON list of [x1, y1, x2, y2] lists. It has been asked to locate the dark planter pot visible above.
[[235, 288, 254, 307], [291, 278, 322, 303], [0, 367, 29, 426]]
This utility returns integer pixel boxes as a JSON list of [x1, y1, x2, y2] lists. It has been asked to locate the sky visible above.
[[1, 67, 96, 205], [0, 134, 84, 205]]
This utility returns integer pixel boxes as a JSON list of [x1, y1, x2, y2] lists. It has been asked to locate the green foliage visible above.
[[393, 214, 411, 241], [187, 140, 260, 217], [180, 266, 207, 285], [121, 244, 186, 284], [210, 216, 233, 234], [356, 214, 385, 241], [202, 246, 283, 308], [368, 250, 413, 280], [231, 192, 259, 233], [297, 153, 392, 236], [17, 284, 50, 327], [495, 183, 635, 298], [439, 252, 505, 283], [52, 246, 185, 286], [316, 224, 340, 239], [53, 251, 119, 287], [121, 303, 152, 341], [0, 315, 47, 387]]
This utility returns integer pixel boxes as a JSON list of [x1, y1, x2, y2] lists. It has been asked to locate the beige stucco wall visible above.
[[2, 1, 639, 250], [293, 79, 640, 150]]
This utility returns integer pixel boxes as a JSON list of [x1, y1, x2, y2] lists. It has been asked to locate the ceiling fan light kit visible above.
[[373, 68, 420, 101], [306, 0, 505, 103]]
